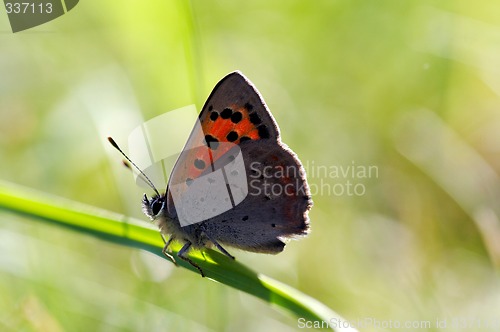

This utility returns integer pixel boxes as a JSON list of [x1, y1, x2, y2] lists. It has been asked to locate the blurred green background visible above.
[[2, 1, 500, 331]]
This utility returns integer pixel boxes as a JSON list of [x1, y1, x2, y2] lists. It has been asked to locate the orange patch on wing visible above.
[[180, 103, 267, 182]]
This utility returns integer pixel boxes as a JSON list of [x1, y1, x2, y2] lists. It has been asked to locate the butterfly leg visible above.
[[160, 234, 178, 266], [178, 241, 205, 277], [200, 227, 235, 260]]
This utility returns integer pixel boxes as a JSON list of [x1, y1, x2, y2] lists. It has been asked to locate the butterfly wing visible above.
[[165, 71, 280, 215], [166, 71, 312, 253], [202, 139, 311, 253], [199, 71, 280, 142]]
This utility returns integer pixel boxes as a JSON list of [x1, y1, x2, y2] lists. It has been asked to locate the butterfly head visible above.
[[142, 193, 166, 221]]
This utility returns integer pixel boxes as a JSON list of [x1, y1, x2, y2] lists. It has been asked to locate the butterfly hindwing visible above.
[[202, 139, 311, 253]]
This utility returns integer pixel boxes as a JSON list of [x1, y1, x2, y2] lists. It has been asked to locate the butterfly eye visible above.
[[151, 200, 162, 215]]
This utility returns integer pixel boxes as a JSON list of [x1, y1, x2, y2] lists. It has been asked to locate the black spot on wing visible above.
[[249, 112, 262, 125], [205, 135, 219, 150], [230, 111, 242, 123], [257, 125, 270, 139], [221, 108, 233, 119], [244, 102, 254, 112], [210, 111, 218, 121], [194, 159, 206, 169], [226, 131, 238, 142]]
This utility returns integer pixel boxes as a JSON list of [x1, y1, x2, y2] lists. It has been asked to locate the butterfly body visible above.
[[124, 71, 311, 276]]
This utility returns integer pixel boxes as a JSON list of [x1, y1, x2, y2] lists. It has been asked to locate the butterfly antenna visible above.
[[107, 137, 161, 197], [121, 160, 157, 191]]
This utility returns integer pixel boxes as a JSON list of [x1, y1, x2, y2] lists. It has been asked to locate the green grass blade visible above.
[[0, 180, 356, 331]]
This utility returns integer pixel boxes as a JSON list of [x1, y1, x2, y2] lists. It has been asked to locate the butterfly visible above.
[[109, 71, 312, 277]]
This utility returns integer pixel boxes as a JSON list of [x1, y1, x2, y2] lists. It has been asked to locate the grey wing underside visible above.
[[201, 140, 312, 254]]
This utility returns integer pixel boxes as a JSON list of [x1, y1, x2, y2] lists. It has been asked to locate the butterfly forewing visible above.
[[166, 71, 280, 213]]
